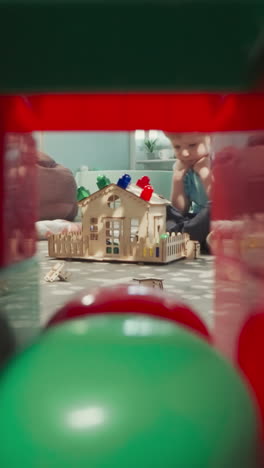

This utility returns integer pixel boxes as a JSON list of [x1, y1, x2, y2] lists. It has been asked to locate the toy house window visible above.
[[130, 218, 139, 241], [154, 216, 163, 238], [106, 219, 122, 254], [107, 195, 121, 209], [90, 218, 98, 241]]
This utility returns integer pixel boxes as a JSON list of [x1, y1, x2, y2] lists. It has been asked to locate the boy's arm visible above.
[[193, 156, 212, 199], [170, 160, 190, 214]]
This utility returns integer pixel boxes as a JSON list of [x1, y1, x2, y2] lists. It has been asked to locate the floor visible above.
[[39, 241, 214, 329]]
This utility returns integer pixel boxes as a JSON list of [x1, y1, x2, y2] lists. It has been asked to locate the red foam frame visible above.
[[1, 91, 264, 266], [1, 93, 264, 132], [0, 96, 37, 266]]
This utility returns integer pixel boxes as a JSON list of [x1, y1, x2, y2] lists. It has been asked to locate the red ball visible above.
[[47, 284, 211, 341], [238, 310, 264, 438]]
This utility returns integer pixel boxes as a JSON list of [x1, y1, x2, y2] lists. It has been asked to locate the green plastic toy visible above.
[[0, 314, 260, 467], [96, 175, 111, 190], [77, 186, 90, 202], [160, 233, 169, 240]]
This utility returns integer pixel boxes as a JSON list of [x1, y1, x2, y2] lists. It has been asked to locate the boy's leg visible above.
[[166, 205, 185, 234], [183, 205, 211, 246]]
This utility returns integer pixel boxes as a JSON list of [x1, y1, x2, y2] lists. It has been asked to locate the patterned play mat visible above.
[[39, 241, 214, 329]]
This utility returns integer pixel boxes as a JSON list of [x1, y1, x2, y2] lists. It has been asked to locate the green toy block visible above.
[[77, 186, 90, 201], [97, 175, 111, 190]]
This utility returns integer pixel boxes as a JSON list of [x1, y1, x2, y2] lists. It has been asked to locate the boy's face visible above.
[[168, 133, 211, 165]]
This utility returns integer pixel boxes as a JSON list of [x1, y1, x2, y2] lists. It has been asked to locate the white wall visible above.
[[212, 132, 250, 153], [40, 131, 131, 172]]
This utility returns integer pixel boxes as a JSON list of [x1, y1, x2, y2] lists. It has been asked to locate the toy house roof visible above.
[[78, 183, 171, 208]]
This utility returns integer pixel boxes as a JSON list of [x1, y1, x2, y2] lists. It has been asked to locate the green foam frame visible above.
[[0, 0, 263, 93]]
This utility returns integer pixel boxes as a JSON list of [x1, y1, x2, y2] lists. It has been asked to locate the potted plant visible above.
[[144, 138, 158, 160]]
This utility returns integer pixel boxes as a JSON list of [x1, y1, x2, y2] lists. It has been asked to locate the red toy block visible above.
[[136, 176, 150, 189], [140, 185, 153, 201]]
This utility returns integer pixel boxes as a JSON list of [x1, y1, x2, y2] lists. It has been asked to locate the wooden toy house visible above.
[[48, 181, 190, 264]]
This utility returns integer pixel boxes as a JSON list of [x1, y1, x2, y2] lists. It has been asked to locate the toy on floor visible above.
[[133, 277, 164, 289], [186, 240, 200, 259], [48, 174, 200, 264], [44, 262, 71, 282], [0, 313, 260, 467], [46, 284, 211, 341]]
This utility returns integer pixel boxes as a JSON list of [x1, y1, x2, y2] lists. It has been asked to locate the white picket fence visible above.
[[134, 232, 188, 262], [48, 233, 88, 258], [162, 232, 189, 262], [48, 232, 188, 263]]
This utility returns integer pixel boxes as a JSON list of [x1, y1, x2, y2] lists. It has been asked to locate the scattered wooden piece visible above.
[[44, 262, 71, 283], [133, 277, 164, 289], [186, 240, 200, 260]]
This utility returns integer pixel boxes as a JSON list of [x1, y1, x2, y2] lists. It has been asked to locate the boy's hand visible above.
[[171, 159, 191, 213], [174, 158, 193, 173], [193, 155, 210, 175]]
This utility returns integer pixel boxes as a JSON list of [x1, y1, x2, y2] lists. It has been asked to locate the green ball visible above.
[[0, 314, 260, 467]]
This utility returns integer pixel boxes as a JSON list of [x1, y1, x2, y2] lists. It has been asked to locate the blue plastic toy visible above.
[[117, 174, 131, 189]]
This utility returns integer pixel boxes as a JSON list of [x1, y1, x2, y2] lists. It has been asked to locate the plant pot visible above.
[[146, 151, 157, 160]]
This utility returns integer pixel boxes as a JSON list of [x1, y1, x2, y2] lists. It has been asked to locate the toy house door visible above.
[[104, 218, 124, 257]]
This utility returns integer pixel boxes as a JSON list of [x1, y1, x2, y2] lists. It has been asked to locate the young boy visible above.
[[165, 133, 212, 249]]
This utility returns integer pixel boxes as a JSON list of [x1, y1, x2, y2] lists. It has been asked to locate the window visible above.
[[90, 218, 98, 241], [130, 218, 139, 242], [105, 219, 122, 254], [107, 195, 121, 209], [129, 130, 176, 171]]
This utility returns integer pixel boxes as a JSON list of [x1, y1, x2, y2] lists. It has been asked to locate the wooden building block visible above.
[[133, 278, 164, 290], [186, 240, 201, 260], [44, 262, 71, 283]]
